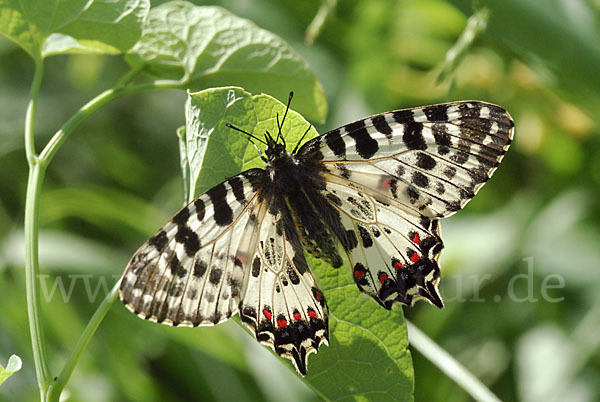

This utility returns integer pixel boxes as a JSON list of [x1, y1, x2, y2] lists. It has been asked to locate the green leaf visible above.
[[0, 355, 22, 386], [306, 256, 414, 401], [177, 125, 191, 205], [183, 87, 414, 401], [128, 2, 327, 122], [0, 0, 149, 59], [184, 86, 318, 201]]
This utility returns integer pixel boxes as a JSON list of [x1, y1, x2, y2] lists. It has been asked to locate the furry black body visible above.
[[250, 137, 349, 270]]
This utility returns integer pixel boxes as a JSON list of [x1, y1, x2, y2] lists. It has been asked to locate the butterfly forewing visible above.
[[301, 101, 513, 218], [120, 169, 264, 326]]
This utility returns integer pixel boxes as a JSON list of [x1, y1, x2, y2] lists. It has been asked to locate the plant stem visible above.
[[305, 0, 337, 45], [406, 320, 501, 402], [23, 61, 180, 399], [45, 279, 122, 402], [26, 76, 181, 401], [39, 79, 181, 165], [25, 163, 51, 396], [24, 58, 52, 395], [25, 59, 43, 164]]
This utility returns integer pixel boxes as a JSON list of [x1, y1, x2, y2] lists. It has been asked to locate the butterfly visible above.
[[119, 93, 514, 375]]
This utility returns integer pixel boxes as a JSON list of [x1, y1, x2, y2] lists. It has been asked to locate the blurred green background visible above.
[[1, 0, 600, 401]]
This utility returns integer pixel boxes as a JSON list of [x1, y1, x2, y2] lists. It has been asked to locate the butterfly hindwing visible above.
[[319, 178, 444, 308], [239, 198, 328, 375]]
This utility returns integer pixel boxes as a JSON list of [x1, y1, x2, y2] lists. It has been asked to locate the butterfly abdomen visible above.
[[285, 188, 344, 268]]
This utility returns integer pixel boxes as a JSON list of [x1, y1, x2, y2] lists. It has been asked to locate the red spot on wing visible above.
[[293, 312, 301, 321], [412, 232, 421, 244], [307, 309, 317, 319], [393, 261, 403, 270], [354, 269, 365, 279], [410, 252, 420, 262], [277, 319, 287, 328], [379, 273, 388, 284], [315, 291, 322, 302], [381, 177, 392, 190], [262, 309, 272, 320]]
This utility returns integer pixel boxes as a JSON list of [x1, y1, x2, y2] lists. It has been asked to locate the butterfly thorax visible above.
[[264, 143, 295, 171], [261, 141, 344, 268]]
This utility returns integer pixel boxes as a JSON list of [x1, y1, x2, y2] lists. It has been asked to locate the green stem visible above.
[[39, 79, 181, 165], [305, 0, 337, 45], [25, 163, 51, 396], [45, 278, 122, 402], [22, 60, 180, 399], [25, 59, 43, 164], [114, 63, 146, 88], [436, 8, 489, 84], [406, 320, 501, 402], [24, 58, 52, 395], [28, 76, 181, 401]]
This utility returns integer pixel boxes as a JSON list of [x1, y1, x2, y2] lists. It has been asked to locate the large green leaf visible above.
[[184, 87, 319, 200], [0, 0, 149, 59], [128, 2, 327, 122], [182, 87, 414, 401]]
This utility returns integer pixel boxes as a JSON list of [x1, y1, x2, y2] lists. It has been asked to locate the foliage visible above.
[[0, 355, 22, 387], [1, 0, 600, 401]]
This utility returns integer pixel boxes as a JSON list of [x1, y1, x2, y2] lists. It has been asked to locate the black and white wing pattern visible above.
[[297, 101, 514, 308], [238, 201, 328, 375], [120, 170, 328, 375], [120, 97, 513, 376], [120, 170, 264, 326]]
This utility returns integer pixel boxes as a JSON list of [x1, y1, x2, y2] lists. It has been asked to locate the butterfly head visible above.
[[264, 133, 287, 158], [226, 91, 312, 163]]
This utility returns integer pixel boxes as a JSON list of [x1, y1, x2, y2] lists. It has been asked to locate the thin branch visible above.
[[406, 320, 501, 402], [305, 0, 337, 45], [25, 59, 44, 165], [23, 58, 52, 394], [38, 79, 182, 165], [46, 278, 122, 402]]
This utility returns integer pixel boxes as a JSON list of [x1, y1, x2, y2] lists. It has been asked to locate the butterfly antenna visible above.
[[276, 113, 287, 147], [284, 91, 294, 121], [226, 123, 267, 160], [251, 140, 266, 161], [292, 124, 312, 154], [225, 123, 267, 145], [265, 130, 274, 144], [277, 92, 294, 147]]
